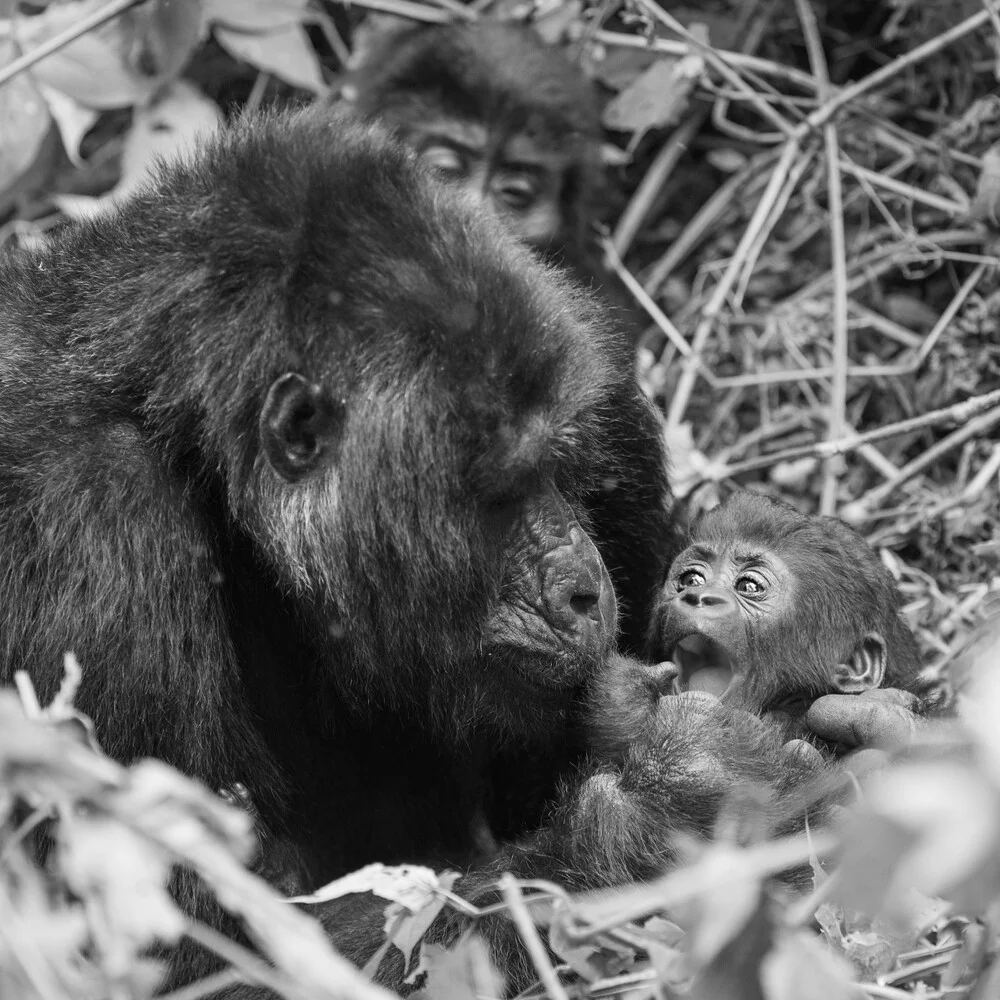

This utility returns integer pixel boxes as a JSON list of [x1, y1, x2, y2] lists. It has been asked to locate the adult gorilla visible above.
[[0, 107, 917, 992]]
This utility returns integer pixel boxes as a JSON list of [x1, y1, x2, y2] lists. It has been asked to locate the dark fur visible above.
[[0, 106, 679, 988], [0, 111, 846, 996], [340, 21, 640, 338], [344, 21, 604, 248]]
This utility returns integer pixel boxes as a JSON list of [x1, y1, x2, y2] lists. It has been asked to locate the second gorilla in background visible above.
[[340, 19, 642, 338]]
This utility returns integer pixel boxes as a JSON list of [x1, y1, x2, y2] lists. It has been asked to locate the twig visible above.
[[860, 985, 931, 1000], [983, 0, 1000, 36], [783, 152, 915, 256], [845, 404, 1000, 515], [666, 136, 802, 431], [499, 875, 570, 1000], [0, 0, 142, 90], [708, 359, 916, 389], [733, 145, 816, 306], [570, 831, 838, 939], [420, 0, 476, 19], [806, 4, 999, 130], [590, 30, 819, 94], [848, 301, 921, 349], [245, 72, 271, 116], [612, 110, 707, 258], [183, 922, 304, 1000], [793, 0, 848, 515], [710, 388, 1000, 481], [330, 0, 451, 23], [309, 5, 352, 68], [0, 806, 52, 865], [642, 150, 779, 295], [914, 261, 989, 367], [963, 440, 1000, 500], [156, 968, 244, 1000], [601, 238, 691, 358], [783, 230, 983, 306], [627, 0, 795, 137], [612, 0, 772, 257], [838, 159, 967, 217], [13, 671, 43, 718], [856, 443, 900, 481], [783, 869, 840, 928]]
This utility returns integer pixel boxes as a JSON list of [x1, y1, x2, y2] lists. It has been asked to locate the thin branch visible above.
[[783, 230, 984, 306], [847, 301, 921, 349], [845, 404, 1000, 515], [183, 922, 304, 1000], [499, 875, 570, 1000], [666, 136, 803, 431], [590, 30, 819, 93], [709, 388, 1000, 481], [838, 159, 967, 217], [612, 109, 707, 258], [157, 969, 244, 1000], [806, 4, 998, 131], [733, 145, 816, 307], [914, 261, 989, 366], [793, 0, 848, 514], [642, 150, 778, 295], [601, 238, 693, 359], [626, 0, 795, 137], [329, 0, 450, 22]]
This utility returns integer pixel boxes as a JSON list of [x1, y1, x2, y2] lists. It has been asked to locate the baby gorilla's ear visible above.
[[832, 633, 886, 693]]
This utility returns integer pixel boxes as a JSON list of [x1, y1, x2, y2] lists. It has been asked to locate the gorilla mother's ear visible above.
[[260, 373, 345, 482], [832, 633, 886, 694]]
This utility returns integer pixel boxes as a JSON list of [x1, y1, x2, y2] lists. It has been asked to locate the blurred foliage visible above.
[[4, 633, 1000, 998]]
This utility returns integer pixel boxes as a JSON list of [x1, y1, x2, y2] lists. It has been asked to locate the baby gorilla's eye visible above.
[[677, 569, 705, 589], [421, 145, 468, 179], [735, 574, 765, 595]]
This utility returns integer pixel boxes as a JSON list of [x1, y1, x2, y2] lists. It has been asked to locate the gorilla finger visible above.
[[781, 738, 825, 770], [806, 695, 916, 749]]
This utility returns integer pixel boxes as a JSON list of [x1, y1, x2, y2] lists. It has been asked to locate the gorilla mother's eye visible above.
[[420, 144, 468, 179], [677, 569, 705, 589]]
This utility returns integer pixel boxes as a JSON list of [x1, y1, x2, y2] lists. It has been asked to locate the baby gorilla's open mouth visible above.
[[672, 634, 735, 697]]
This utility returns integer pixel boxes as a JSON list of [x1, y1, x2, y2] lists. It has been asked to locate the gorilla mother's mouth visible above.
[[672, 634, 734, 697]]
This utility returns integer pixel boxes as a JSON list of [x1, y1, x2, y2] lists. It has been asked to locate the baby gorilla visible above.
[[646, 491, 929, 741]]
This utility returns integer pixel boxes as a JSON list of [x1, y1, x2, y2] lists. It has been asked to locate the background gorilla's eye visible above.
[[421, 145, 468, 178], [678, 569, 705, 589], [495, 172, 540, 210]]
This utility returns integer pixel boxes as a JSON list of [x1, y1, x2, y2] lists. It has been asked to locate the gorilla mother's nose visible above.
[[543, 526, 617, 639]]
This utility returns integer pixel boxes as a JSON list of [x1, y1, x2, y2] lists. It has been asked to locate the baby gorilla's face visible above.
[[653, 538, 794, 705]]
